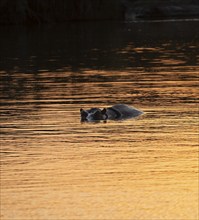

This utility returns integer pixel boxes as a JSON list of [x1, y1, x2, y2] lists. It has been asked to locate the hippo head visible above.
[[80, 108, 107, 122]]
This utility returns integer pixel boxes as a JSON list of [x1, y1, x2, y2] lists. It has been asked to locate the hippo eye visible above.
[[101, 108, 106, 114], [101, 108, 108, 119]]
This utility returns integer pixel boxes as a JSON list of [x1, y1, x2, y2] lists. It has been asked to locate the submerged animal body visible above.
[[80, 104, 143, 122]]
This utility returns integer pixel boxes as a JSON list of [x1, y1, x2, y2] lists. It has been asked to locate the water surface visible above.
[[0, 20, 199, 220]]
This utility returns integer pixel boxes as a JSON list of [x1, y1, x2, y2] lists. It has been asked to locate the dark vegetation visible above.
[[0, 0, 199, 25], [0, 0, 124, 24]]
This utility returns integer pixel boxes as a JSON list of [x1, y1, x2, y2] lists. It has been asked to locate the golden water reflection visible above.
[[1, 21, 199, 220], [1, 67, 198, 219]]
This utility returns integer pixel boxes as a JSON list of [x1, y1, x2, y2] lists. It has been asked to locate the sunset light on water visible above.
[[1, 19, 199, 219]]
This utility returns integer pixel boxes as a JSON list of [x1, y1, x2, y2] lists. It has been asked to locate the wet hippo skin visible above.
[[80, 104, 143, 122]]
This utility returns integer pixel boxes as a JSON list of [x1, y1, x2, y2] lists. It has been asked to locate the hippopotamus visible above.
[[80, 104, 143, 122]]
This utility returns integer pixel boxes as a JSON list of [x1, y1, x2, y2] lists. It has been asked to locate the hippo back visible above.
[[107, 104, 143, 120]]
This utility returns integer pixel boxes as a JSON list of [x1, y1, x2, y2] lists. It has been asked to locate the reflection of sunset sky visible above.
[[1, 66, 198, 219], [1, 20, 198, 220]]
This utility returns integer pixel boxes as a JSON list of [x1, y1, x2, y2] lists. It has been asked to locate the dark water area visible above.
[[1, 20, 198, 103], [0, 20, 199, 219], [0, 20, 199, 72]]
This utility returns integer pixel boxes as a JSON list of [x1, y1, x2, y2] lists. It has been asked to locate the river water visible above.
[[0, 20, 199, 220]]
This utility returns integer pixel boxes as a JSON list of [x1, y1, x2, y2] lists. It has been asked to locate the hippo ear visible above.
[[101, 108, 107, 114]]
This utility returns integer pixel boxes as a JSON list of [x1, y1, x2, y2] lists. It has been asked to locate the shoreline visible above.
[[0, 0, 199, 25]]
